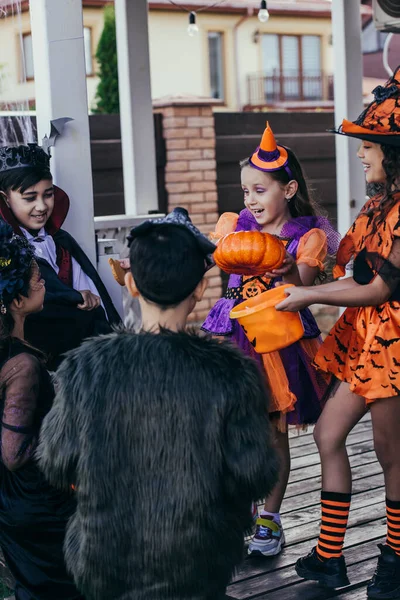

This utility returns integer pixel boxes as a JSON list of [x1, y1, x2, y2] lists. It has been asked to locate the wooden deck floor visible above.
[[227, 413, 385, 600]]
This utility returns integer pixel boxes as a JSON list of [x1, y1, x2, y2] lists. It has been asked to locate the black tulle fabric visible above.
[[0, 339, 84, 600], [353, 248, 400, 299]]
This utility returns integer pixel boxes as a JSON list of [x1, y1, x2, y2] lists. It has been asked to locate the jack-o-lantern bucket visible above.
[[229, 284, 304, 353]]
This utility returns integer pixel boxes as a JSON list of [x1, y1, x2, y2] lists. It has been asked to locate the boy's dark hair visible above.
[[0, 166, 53, 195], [129, 223, 207, 309]]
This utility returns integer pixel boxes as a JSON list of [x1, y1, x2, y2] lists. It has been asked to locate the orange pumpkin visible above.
[[214, 230, 285, 276]]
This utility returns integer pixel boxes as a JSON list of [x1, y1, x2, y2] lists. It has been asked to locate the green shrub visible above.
[[93, 5, 119, 114]]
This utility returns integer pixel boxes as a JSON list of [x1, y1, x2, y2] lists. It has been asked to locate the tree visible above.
[[93, 5, 119, 114]]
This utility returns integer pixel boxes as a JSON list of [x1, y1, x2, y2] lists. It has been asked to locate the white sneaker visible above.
[[248, 515, 285, 557]]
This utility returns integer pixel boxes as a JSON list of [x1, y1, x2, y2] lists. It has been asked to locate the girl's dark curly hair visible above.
[[365, 144, 400, 231], [0, 220, 36, 348]]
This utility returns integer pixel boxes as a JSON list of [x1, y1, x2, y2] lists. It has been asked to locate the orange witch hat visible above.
[[331, 66, 400, 147], [249, 122, 292, 175]]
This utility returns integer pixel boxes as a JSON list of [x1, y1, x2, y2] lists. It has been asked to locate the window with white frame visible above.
[[208, 32, 224, 101], [261, 34, 322, 100], [21, 28, 93, 81]]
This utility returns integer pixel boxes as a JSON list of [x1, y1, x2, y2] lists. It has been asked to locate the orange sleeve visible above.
[[209, 212, 239, 243], [333, 234, 355, 279], [296, 228, 328, 271]]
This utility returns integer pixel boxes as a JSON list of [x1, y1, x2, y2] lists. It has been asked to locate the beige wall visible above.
[[0, 7, 103, 111], [0, 11, 35, 105], [0, 6, 333, 112], [148, 11, 239, 110], [148, 10, 332, 109]]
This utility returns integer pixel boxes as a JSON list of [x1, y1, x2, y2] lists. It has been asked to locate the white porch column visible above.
[[29, 0, 96, 264], [331, 0, 366, 236], [114, 0, 158, 215]]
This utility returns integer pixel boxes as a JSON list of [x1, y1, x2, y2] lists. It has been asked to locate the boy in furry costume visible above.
[[37, 208, 279, 600]]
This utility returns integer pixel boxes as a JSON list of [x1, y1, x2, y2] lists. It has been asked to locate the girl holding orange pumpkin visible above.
[[277, 69, 400, 598], [202, 122, 340, 558]]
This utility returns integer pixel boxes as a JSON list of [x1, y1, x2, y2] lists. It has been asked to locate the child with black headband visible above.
[[37, 207, 279, 600]]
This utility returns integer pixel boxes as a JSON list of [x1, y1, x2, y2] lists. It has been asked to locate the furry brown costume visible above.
[[37, 329, 278, 600]]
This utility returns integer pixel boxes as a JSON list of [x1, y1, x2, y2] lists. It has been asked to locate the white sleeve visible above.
[[71, 257, 104, 310]]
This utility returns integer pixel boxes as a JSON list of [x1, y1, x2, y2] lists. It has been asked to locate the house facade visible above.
[[0, 0, 106, 110], [361, 0, 400, 90], [0, 0, 372, 113]]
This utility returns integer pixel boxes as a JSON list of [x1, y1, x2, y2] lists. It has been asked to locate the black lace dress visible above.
[[0, 339, 84, 600]]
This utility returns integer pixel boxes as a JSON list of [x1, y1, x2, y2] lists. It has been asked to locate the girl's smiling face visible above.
[[241, 165, 293, 231], [357, 141, 386, 184], [4, 179, 54, 234]]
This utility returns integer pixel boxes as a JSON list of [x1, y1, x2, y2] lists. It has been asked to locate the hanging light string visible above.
[[258, 0, 270, 23], [166, 0, 270, 34], [166, 0, 227, 35], [166, 0, 227, 13]]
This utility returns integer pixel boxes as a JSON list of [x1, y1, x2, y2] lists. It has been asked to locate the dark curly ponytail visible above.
[[366, 144, 400, 231], [0, 311, 15, 351]]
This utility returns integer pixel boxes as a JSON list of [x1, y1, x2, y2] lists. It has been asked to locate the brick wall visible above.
[[153, 96, 223, 323]]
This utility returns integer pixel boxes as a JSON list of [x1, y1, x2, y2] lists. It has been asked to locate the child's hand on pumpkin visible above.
[[264, 252, 297, 279]]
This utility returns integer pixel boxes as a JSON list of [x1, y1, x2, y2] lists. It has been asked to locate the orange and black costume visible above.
[[315, 194, 400, 400]]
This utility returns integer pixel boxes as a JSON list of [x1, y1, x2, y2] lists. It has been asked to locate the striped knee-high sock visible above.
[[386, 498, 400, 555], [316, 491, 351, 560]]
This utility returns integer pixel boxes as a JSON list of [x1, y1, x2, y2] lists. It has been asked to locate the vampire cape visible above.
[[0, 187, 122, 370], [37, 329, 279, 600]]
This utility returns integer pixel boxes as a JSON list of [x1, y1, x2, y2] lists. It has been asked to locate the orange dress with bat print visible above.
[[314, 194, 400, 402]]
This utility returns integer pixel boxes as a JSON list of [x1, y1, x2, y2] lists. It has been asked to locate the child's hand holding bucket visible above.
[[229, 284, 304, 353], [275, 285, 315, 312]]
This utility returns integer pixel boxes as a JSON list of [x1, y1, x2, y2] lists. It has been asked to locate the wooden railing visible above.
[[246, 72, 334, 107]]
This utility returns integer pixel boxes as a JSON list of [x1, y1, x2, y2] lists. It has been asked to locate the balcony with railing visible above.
[[245, 71, 334, 110]]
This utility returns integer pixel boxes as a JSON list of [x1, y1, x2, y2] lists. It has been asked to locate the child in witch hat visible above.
[[37, 207, 279, 600], [277, 67, 400, 598], [203, 122, 340, 557], [0, 144, 121, 370]]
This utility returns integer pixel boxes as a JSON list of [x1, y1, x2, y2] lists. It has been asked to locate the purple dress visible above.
[[202, 209, 340, 430]]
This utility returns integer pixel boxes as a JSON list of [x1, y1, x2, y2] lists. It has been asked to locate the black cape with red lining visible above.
[[0, 186, 122, 370]]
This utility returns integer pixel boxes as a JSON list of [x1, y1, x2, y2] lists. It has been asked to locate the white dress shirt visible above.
[[21, 227, 101, 299]]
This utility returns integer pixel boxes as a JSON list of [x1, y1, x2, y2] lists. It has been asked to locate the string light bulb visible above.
[[258, 0, 270, 23], [187, 11, 199, 36]]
